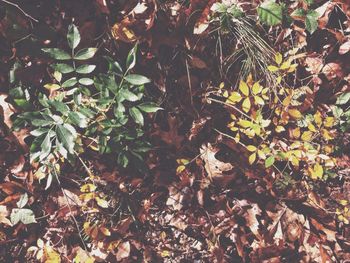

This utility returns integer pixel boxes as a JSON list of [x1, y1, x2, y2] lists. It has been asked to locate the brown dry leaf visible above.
[[0, 205, 12, 226], [339, 40, 350, 54], [116, 241, 131, 261], [152, 115, 184, 149], [166, 185, 190, 211], [305, 56, 323, 74], [200, 143, 233, 181], [322, 62, 343, 80]]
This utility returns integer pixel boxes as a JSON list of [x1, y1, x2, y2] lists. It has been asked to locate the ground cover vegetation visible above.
[[0, 0, 350, 262]]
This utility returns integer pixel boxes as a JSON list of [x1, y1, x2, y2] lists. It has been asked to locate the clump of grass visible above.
[[211, 2, 276, 86]]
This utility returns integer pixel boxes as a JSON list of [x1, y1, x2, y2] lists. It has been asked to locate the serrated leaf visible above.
[[42, 48, 71, 60], [74, 48, 97, 60], [76, 64, 96, 74], [124, 74, 151, 85], [129, 107, 144, 125], [258, 0, 283, 26], [305, 10, 319, 34], [10, 208, 37, 225], [336, 92, 350, 105], [67, 24, 80, 49]]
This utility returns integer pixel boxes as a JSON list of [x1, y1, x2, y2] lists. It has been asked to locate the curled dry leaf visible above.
[[200, 143, 233, 181], [116, 241, 131, 261], [322, 62, 343, 80]]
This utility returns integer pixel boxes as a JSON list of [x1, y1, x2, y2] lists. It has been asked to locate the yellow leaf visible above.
[[227, 92, 242, 103], [252, 82, 262, 95], [310, 163, 323, 180], [257, 150, 266, 159], [95, 197, 109, 208], [176, 165, 186, 174], [53, 71, 62, 82], [249, 153, 256, 164], [321, 129, 334, 140], [44, 246, 61, 263], [282, 95, 291, 107], [237, 119, 252, 128], [339, 200, 349, 206], [287, 64, 298, 72], [79, 193, 95, 202], [291, 127, 301, 138], [247, 145, 257, 152], [239, 80, 249, 96], [280, 60, 291, 70], [291, 155, 299, 166], [254, 96, 265, 105], [275, 126, 285, 133], [242, 97, 251, 113], [314, 111, 322, 127], [275, 52, 283, 65], [301, 131, 313, 141], [219, 82, 225, 89], [276, 76, 282, 84], [44, 83, 60, 90], [80, 184, 97, 193], [289, 109, 302, 119], [308, 123, 317, 132], [324, 117, 334, 127], [161, 250, 171, 257], [267, 65, 279, 72]]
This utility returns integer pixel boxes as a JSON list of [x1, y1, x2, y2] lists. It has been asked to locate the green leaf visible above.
[[74, 48, 97, 60], [129, 107, 144, 126], [257, 0, 283, 26], [51, 63, 74, 73], [137, 102, 162, 113], [42, 48, 71, 60], [67, 24, 80, 49], [336, 92, 350, 105], [126, 44, 137, 72], [124, 74, 151, 85], [17, 193, 28, 209], [48, 100, 69, 114], [291, 8, 306, 17], [62, 77, 77, 88], [76, 64, 96, 74], [68, 112, 88, 128], [78, 78, 94, 85], [40, 132, 52, 161], [56, 124, 76, 154], [10, 208, 37, 225], [305, 10, 319, 33], [121, 89, 139, 102], [265, 156, 275, 168], [104, 56, 123, 74]]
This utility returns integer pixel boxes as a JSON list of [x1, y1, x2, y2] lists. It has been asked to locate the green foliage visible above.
[[10, 193, 37, 225], [258, 0, 283, 26], [11, 24, 162, 175]]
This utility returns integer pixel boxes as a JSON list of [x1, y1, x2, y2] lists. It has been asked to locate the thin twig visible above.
[[1, 0, 38, 22]]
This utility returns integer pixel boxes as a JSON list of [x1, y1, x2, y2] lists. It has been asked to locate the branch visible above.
[[1, 0, 38, 22]]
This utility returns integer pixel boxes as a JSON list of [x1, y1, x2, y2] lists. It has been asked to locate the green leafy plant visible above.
[[258, 0, 320, 34], [10, 193, 36, 225], [11, 24, 162, 180]]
